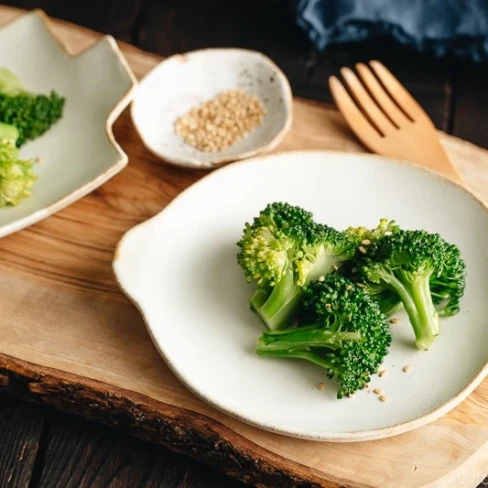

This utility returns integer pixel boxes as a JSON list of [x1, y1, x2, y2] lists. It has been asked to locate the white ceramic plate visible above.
[[113, 151, 488, 442], [0, 10, 136, 238], [131, 48, 292, 168]]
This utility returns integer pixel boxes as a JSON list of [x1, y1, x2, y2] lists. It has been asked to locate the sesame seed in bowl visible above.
[[131, 48, 293, 169]]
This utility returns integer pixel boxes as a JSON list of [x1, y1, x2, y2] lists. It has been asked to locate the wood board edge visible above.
[[0, 353, 346, 488]]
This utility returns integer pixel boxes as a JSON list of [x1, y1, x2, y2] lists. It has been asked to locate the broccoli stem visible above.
[[256, 344, 356, 399], [250, 252, 343, 331], [256, 348, 334, 369], [388, 272, 439, 350], [257, 325, 361, 351], [250, 265, 302, 330]]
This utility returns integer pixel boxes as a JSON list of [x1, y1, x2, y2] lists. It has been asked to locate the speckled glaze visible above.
[[0, 10, 136, 238], [131, 48, 293, 168], [113, 150, 488, 442]]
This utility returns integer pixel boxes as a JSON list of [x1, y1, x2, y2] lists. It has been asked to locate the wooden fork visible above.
[[329, 61, 462, 183]]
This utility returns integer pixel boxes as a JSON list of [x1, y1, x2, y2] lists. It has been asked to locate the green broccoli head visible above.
[[0, 68, 65, 146], [245, 201, 314, 233], [429, 241, 466, 317], [256, 275, 392, 398], [237, 202, 311, 290], [344, 218, 402, 316], [237, 203, 355, 330], [0, 140, 37, 206], [356, 230, 466, 350], [0, 91, 65, 147], [345, 218, 400, 244]]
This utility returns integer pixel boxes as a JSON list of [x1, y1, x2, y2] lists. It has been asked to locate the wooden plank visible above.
[[1, 355, 313, 488], [0, 108, 486, 488], [0, 394, 45, 488], [2, 0, 143, 42], [37, 411, 245, 488], [0, 5, 486, 488], [451, 62, 488, 150]]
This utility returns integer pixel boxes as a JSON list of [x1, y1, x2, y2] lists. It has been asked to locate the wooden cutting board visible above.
[[0, 6, 486, 488]]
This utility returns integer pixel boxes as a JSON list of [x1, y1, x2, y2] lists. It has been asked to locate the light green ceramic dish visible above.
[[0, 10, 137, 238]]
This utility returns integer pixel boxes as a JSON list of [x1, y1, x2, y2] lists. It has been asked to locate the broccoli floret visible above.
[[256, 275, 392, 398], [344, 218, 402, 316], [0, 91, 65, 146], [237, 202, 354, 330], [356, 230, 466, 350], [430, 240, 466, 316], [0, 68, 65, 146], [0, 139, 37, 206], [345, 218, 400, 244]]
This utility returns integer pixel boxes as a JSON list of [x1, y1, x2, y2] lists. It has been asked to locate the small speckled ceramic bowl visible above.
[[131, 48, 293, 169]]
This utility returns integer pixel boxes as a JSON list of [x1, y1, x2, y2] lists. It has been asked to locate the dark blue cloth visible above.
[[292, 0, 488, 62]]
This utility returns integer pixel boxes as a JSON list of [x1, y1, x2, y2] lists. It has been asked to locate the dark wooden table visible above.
[[0, 1, 487, 487]]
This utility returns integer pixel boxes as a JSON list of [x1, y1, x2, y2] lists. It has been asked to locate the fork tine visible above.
[[339, 67, 393, 135], [328, 76, 383, 149], [355, 63, 409, 127], [369, 61, 428, 122]]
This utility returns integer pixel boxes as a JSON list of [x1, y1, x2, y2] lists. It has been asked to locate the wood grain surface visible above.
[[0, 5, 486, 488]]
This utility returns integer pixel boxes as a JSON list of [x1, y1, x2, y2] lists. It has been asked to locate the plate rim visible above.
[[113, 149, 488, 442], [0, 9, 138, 238]]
